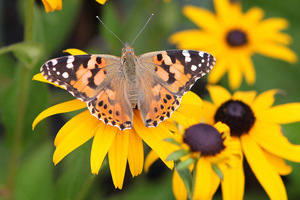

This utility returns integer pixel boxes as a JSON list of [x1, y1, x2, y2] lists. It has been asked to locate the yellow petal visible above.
[[243, 7, 264, 25], [183, 5, 220, 32], [206, 85, 231, 107], [254, 42, 298, 63], [54, 110, 90, 146], [241, 134, 287, 200], [174, 92, 203, 121], [214, 0, 242, 25], [257, 18, 289, 32], [232, 90, 257, 105], [32, 99, 86, 130], [133, 111, 175, 169], [144, 150, 159, 173], [257, 103, 300, 124], [127, 129, 144, 177], [221, 161, 245, 200], [202, 101, 217, 125], [108, 129, 130, 189], [53, 111, 99, 164], [252, 89, 282, 112], [41, 0, 62, 12], [90, 124, 117, 174], [169, 30, 218, 50], [32, 73, 65, 89], [193, 158, 220, 199], [263, 150, 292, 176], [239, 54, 255, 85], [95, 0, 107, 4], [173, 170, 188, 200], [63, 48, 87, 55], [228, 58, 243, 90], [207, 55, 228, 85], [250, 122, 300, 162]]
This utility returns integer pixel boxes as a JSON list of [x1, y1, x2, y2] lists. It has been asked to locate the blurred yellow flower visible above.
[[202, 85, 300, 199], [41, 0, 107, 12], [32, 49, 203, 189], [169, 0, 298, 89], [41, 0, 62, 12]]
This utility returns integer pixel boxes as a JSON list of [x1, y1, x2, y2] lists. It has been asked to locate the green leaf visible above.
[[175, 165, 192, 198], [0, 41, 42, 68], [212, 164, 224, 181], [164, 137, 181, 146], [176, 157, 196, 171], [15, 143, 54, 200], [56, 142, 94, 200], [166, 149, 189, 161]]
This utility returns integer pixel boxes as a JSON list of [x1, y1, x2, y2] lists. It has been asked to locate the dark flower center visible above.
[[226, 30, 248, 47], [214, 100, 255, 136], [184, 124, 225, 156]]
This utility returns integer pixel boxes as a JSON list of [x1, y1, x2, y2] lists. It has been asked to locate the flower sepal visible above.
[[166, 149, 190, 162], [212, 163, 224, 181]]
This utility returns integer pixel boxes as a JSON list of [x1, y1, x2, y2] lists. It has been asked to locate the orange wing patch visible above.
[[143, 85, 181, 127], [88, 88, 133, 130]]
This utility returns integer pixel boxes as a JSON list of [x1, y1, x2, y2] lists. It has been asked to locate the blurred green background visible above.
[[0, 0, 299, 199]]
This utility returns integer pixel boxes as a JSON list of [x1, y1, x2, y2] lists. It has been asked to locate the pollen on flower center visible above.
[[214, 100, 255, 136], [226, 29, 248, 47], [183, 124, 225, 156]]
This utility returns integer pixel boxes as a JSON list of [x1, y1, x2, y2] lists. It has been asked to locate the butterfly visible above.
[[41, 43, 215, 130]]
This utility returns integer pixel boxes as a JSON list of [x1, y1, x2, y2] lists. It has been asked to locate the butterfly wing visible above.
[[41, 54, 133, 130], [137, 50, 215, 127]]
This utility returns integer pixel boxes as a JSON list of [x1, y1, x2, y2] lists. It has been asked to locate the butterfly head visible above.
[[122, 43, 135, 55]]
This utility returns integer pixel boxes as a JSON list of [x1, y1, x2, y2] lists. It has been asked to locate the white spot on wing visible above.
[[191, 65, 197, 71], [51, 59, 58, 66], [199, 51, 205, 57], [56, 71, 60, 75], [53, 67, 56, 71], [182, 50, 191, 62], [62, 72, 69, 78], [66, 63, 73, 69], [67, 56, 75, 63]]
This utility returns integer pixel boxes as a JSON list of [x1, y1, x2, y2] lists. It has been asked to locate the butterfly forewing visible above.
[[139, 50, 215, 96], [41, 54, 119, 101]]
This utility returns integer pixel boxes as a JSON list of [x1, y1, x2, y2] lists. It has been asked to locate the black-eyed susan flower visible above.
[[201, 85, 300, 199], [32, 48, 203, 189], [145, 120, 242, 200], [169, 0, 298, 89]]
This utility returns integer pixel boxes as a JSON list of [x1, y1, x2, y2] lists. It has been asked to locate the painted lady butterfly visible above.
[[41, 43, 215, 130]]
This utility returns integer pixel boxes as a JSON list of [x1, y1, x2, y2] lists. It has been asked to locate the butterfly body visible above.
[[41, 43, 215, 130]]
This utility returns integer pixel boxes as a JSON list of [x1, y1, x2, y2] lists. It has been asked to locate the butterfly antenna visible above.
[[130, 13, 154, 46], [96, 16, 125, 46]]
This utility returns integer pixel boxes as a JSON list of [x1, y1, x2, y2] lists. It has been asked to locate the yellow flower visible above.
[[41, 0, 107, 12], [169, 0, 298, 89], [41, 0, 62, 12], [32, 49, 203, 189], [95, 0, 107, 4], [146, 121, 241, 200], [202, 85, 300, 199]]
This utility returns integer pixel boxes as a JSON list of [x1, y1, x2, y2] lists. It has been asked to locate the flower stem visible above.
[[6, 0, 34, 198]]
